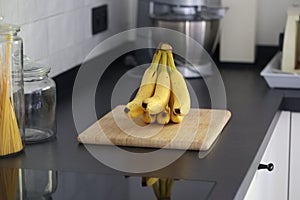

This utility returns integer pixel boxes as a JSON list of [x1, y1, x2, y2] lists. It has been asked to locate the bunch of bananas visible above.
[[124, 43, 190, 124]]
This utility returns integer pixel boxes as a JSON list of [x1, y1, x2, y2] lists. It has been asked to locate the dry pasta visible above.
[[0, 42, 23, 157]]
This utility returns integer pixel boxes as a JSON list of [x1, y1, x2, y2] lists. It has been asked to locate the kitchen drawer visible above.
[[289, 112, 300, 200], [244, 111, 290, 200]]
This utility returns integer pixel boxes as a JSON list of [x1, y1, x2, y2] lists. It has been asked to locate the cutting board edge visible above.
[[77, 140, 203, 151]]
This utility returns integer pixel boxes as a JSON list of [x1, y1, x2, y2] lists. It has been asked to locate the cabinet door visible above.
[[244, 111, 290, 200], [289, 112, 300, 200]]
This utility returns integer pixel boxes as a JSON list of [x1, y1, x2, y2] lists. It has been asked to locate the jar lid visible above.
[[23, 56, 50, 78], [0, 17, 20, 34]]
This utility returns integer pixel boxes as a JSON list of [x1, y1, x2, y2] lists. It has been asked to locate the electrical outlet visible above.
[[92, 5, 108, 35]]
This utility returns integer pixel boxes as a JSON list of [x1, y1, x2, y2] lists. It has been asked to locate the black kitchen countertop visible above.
[[1, 45, 300, 200]]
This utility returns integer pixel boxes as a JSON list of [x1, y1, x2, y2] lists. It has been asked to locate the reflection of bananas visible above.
[[167, 51, 190, 116], [166, 178, 175, 197], [150, 178, 175, 200], [142, 177, 159, 186], [142, 52, 170, 115], [125, 43, 190, 124], [124, 51, 161, 118]]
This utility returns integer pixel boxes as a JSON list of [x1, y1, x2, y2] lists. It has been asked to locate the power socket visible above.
[[92, 5, 108, 35]]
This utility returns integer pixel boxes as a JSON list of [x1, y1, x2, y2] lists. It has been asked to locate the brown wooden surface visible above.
[[78, 105, 231, 151]]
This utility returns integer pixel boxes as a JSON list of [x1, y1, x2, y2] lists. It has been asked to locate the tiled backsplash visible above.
[[0, 0, 134, 77]]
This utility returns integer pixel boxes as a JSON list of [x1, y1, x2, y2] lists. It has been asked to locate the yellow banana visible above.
[[170, 111, 183, 123], [142, 51, 171, 115], [142, 177, 159, 187], [167, 51, 190, 116], [157, 105, 170, 125], [169, 92, 184, 123], [124, 51, 162, 118], [143, 111, 156, 124]]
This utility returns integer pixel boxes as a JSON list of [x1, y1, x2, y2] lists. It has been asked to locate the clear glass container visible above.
[[23, 57, 56, 143], [20, 169, 58, 199], [0, 19, 25, 156]]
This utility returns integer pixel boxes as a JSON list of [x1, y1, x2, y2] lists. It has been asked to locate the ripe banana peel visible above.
[[124, 43, 191, 124], [167, 51, 190, 116], [169, 92, 184, 123], [143, 111, 156, 124], [170, 111, 183, 123], [142, 51, 171, 115], [124, 51, 161, 118]]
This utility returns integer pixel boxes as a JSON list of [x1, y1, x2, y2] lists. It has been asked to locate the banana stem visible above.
[[161, 52, 167, 67], [158, 43, 172, 51], [167, 51, 176, 69], [151, 50, 162, 67]]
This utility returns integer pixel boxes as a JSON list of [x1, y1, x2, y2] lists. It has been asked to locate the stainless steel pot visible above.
[[153, 19, 220, 54], [149, 0, 227, 77]]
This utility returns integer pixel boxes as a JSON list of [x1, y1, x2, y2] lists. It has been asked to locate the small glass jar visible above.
[[0, 18, 25, 156], [23, 57, 56, 143]]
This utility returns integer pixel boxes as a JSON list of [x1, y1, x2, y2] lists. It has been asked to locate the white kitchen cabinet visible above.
[[220, 0, 257, 63], [244, 111, 290, 200], [289, 112, 300, 200]]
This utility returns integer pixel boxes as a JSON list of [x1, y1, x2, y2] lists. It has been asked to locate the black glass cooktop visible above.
[[0, 168, 215, 200]]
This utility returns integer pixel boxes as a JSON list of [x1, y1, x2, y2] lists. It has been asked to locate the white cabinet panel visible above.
[[220, 0, 257, 62], [290, 112, 300, 200], [244, 111, 290, 200]]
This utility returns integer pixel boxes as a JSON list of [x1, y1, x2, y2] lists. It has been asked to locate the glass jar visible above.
[[0, 19, 25, 156], [20, 169, 58, 199], [23, 57, 56, 143]]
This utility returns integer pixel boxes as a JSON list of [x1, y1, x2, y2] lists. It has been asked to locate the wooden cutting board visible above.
[[77, 105, 231, 151]]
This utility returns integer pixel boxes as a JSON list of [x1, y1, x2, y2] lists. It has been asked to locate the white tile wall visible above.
[[0, 0, 135, 77], [84, 0, 107, 6], [21, 20, 49, 60], [1, 0, 19, 24], [46, 0, 85, 17], [18, 0, 47, 24], [80, 30, 111, 61]]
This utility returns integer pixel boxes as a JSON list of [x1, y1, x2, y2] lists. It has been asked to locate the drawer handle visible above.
[[258, 163, 274, 171]]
